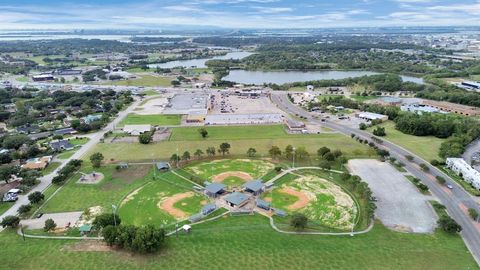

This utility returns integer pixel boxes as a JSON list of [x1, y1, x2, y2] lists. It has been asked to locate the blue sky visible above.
[[0, 0, 478, 29]]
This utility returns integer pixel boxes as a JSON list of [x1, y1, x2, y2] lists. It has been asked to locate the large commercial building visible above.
[[422, 100, 480, 116], [205, 113, 282, 125], [355, 112, 388, 122], [446, 158, 480, 190], [400, 104, 442, 114]]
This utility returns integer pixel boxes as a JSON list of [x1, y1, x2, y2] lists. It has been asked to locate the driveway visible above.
[[348, 159, 437, 233]]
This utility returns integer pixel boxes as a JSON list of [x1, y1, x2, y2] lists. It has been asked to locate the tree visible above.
[[138, 132, 152, 144], [0, 165, 19, 184], [317, 147, 331, 157], [269, 146, 282, 159], [219, 142, 231, 156], [170, 154, 180, 165], [359, 123, 368, 130], [323, 152, 336, 161], [373, 127, 386, 137], [436, 176, 446, 185], [1, 216, 20, 228], [405, 155, 414, 161], [182, 151, 191, 161], [131, 225, 166, 253], [206, 147, 216, 156], [438, 216, 462, 234], [171, 80, 180, 87], [194, 149, 204, 159], [102, 225, 118, 246], [295, 147, 309, 161], [90, 152, 104, 168], [44, 218, 57, 232], [290, 213, 308, 229], [198, 128, 208, 138], [285, 145, 294, 159], [247, 148, 257, 157], [468, 208, 479, 221], [93, 213, 121, 229], [319, 160, 331, 170], [419, 163, 429, 172], [18, 204, 32, 215], [28, 191, 44, 204], [332, 149, 343, 158]]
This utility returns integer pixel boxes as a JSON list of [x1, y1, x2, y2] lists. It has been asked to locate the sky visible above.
[[0, 0, 479, 30]]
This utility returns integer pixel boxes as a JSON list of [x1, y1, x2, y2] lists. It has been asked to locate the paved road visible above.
[[0, 98, 142, 230], [271, 92, 480, 265]]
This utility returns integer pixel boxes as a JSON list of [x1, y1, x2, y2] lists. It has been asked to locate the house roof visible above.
[[256, 198, 270, 209], [156, 162, 170, 170], [50, 140, 74, 151], [224, 192, 249, 206], [123, 124, 151, 134], [205, 183, 226, 194], [202, 203, 216, 213], [54, 127, 77, 135], [243, 179, 264, 192]]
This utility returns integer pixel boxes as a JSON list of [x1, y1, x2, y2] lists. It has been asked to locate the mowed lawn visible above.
[[368, 121, 446, 161], [88, 125, 375, 162], [105, 74, 172, 87], [40, 164, 153, 213], [119, 171, 199, 226], [170, 125, 297, 141], [0, 215, 477, 270], [90, 136, 376, 162], [119, 114, 181, 126]]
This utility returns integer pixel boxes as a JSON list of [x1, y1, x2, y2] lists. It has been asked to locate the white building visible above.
[[400, 104, 442, 114], [123, 125, 152, 136], [355, 112, 388, 122], [306, 85, 314, 91], [446, 158, 480, 190]]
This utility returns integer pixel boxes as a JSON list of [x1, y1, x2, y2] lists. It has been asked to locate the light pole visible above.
[[112, 204, 117, 227]]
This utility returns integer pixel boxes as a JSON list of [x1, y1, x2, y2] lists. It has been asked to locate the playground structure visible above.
[[77, 172, 105, 184]]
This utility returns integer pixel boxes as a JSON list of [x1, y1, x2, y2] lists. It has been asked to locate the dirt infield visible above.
[[77, 172, 104, 184], [158, 192, 194, 219], [212, 171, 253, 182], [280, 187, 310, 210]]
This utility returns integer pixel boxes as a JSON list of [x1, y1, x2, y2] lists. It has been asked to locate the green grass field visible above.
[[0, 202, 14, 216], [42, 162, 61, 176], [0, 215, 477, 269], [185, 159, 274, 180], [89, 135, 375, 163], [263, 170, 358, 231], [105, 74, 172, 87], [119, 114, 182, 126], [368, 121, 445, 161], [118, 171, 200, 226], [40, 164, 153, 213], [169, 125, 296, 141]]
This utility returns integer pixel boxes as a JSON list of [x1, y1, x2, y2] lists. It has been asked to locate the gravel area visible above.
[[348, 159, 437, 233]]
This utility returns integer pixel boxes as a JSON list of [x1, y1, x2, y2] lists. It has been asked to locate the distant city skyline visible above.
[[0, 0, 478, 30]]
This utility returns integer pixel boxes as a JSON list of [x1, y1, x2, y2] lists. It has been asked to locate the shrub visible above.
[[44, 218, 56, 232], [438, 216, 462, 234], [436, 176, 446, 185], [419, 163, 429, 172], [290, 213, 308, 230], [1, 216, 20, 228]]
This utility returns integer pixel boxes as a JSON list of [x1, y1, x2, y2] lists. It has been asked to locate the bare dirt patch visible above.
[[63, 240, 113, 252], [212, 171, 253, 182], [279, 187, 310, 210], [158, 192, 194, 219], [112, 164, 151, 184]]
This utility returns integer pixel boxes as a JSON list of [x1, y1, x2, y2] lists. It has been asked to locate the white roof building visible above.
[[400, 104, 443, 114], [123, 124, 152, 136], [356, 112, 388, 122], [446, 158, 480, 190]]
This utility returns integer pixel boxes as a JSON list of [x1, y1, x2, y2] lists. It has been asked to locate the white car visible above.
[[446, 184, 453, 189]]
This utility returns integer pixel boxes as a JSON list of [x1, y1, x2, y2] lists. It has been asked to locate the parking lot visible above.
[[209, 92, 284, 115], [348, 159, 437, 233], [21, 211, 83, 229]]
